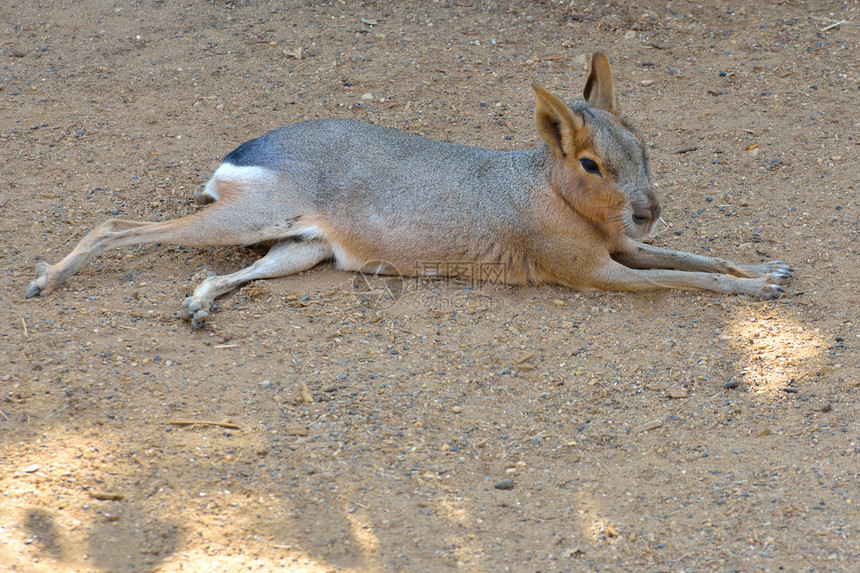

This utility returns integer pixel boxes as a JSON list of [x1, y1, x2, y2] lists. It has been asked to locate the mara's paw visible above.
[[25, 262, 53, 299], [755, 272, 792, 300], [179, 295, 212, 329]]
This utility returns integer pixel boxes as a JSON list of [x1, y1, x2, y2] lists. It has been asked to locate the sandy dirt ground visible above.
[[1, 1, 858, 571]]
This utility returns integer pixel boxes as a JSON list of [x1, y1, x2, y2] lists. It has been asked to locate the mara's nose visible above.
[[632, 198, 661, 227], [634, 186, 661, 225]]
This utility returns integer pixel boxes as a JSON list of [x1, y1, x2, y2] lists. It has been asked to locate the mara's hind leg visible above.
[[27, 219, 157, 298], [26, 197, 303, 298], [179, 239, 332, 329]]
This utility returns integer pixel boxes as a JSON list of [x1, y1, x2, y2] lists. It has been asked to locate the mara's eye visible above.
[[580, 158, 601, 175]]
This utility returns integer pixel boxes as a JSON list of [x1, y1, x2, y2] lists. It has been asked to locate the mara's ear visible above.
[[583, 52, 617, 115], [532, 84, 584, 157]]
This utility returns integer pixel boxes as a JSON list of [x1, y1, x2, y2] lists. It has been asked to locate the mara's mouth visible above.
[[625, 210, 658, 239], [632, 212, 650, 226]]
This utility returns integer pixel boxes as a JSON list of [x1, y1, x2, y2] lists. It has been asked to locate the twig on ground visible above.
[[516, 352, 536, 365], [168, 420, 240, 429], [819, 19, 848, 32]]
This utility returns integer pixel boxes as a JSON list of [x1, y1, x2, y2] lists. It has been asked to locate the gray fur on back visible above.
[[225, 119, 553, 252]]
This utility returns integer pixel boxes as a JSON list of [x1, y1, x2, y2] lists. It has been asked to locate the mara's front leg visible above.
[[613, 237, 793, 279], [590, 259, 790, 299]]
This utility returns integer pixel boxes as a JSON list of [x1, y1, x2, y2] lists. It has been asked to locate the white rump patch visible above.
[[201, 163, 276, 202]]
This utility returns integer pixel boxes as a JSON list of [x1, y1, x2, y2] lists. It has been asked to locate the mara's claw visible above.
[[766, 260, 794, 277], [25, 281, 43, 299], [760, 283, 785, 300], [25, 262, 52, 299], [770, 269, 792, 283]]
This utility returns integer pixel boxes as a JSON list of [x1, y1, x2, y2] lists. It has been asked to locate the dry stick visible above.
[[168, 420, 240, 429], [0, 409, 9, 422], [21, 317, 28, 337], [673, 146, 698, 154], [89, 490, 124, 501], [46, 404, 70, 419], [516, 352, 535, 365], [58, 229, 84, 247], [819, 19, 848, 32]]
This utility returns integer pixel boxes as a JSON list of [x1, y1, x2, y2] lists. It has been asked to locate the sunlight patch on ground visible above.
[[726, 307, 826, 395], [435, 495, 488, 567], [0, 434, 121, 571], [344, 510, 380, 559], [157, 547, 365, 572], [0, 430, 367, 573]]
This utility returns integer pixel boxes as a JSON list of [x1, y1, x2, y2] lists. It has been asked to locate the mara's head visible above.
[[533, 53, 661, 240]]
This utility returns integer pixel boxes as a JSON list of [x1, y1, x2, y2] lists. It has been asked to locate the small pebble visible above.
[[261, 379, 272, 389], [724, 379, 741, 389], [632, 419, 663, 433], [494, 479, 514, 490], [451, 405, 463, 414], [22, 464, 40, 473], [667, 388, 688, 399], [286, 424, 308, 436]]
